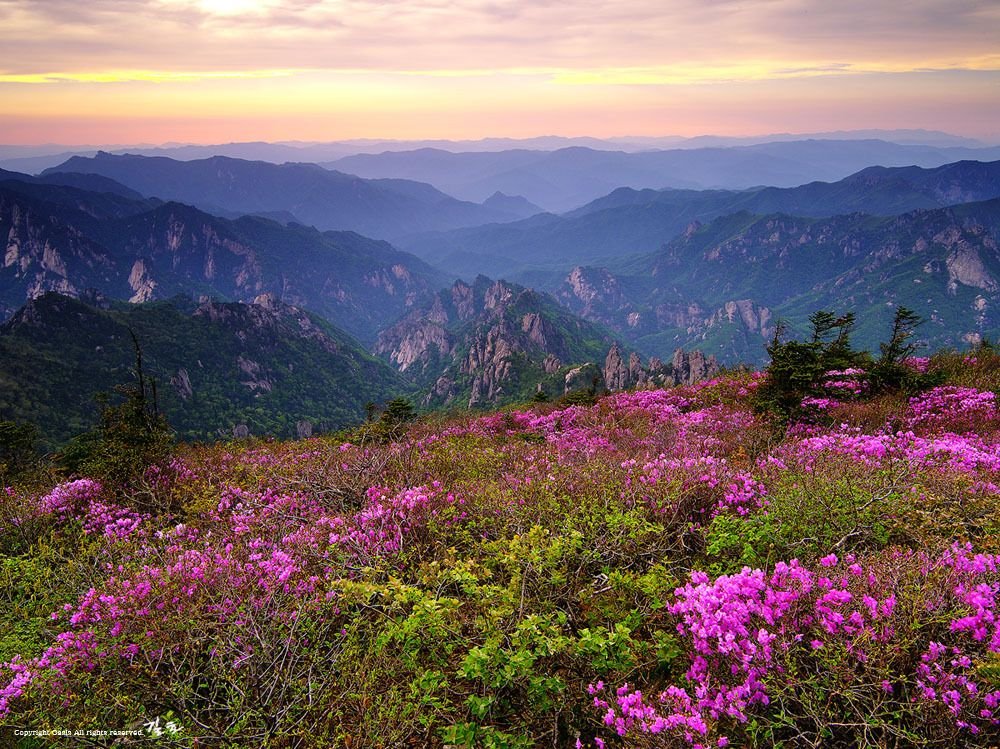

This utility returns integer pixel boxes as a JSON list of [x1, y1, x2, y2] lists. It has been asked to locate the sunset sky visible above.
[[2, 0, 999, 144]]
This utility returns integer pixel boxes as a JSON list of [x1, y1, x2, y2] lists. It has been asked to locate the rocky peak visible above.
[[379, 275, 616, 408], [602, 343, 719, 392], [521, 311, 554, 350], [483, 279, 515, 312], [603, 343, 627, 392], [715, 300, 776, 339], [671, 349, 719, 386], [451, 280, 476, 321]]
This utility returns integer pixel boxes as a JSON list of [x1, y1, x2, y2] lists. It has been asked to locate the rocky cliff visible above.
[[375, 276, 618, 407], [0, 179, 443, 342], [602, 343, 719, 391]]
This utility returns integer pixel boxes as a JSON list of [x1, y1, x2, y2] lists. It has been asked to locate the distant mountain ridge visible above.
[[328, 141, 1000, 212], [398, 160, 1000, 282], [42, 152, 536, 239], [3, 128, 990, 175]]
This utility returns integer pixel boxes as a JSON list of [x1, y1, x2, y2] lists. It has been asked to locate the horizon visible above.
[[3, 128, 999, 155], [2, 1, 999, 144]]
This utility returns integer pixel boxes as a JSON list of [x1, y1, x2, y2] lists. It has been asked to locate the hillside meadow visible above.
[[3, 350, 1000, 747]]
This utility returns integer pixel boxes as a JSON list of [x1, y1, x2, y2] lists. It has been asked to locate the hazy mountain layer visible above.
[[330, 141, 1000, 212], [1, 129, 990, 174], [43, 153, 536, 239], [400, 160, 1000, 282]]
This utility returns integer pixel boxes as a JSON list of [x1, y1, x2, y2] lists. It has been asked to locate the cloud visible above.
[[1, 0, 998, 143], [1, 0, 998, 80]]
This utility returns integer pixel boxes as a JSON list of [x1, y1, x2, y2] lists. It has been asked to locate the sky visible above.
[[1, 0, 998, 144]]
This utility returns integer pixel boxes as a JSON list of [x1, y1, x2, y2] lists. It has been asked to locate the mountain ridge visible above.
[[0, 180, 444, 342], [398, 160, 1000, 282], [42, 152, 536, 239], [556, 198, 1000, 363], [0, 292, 406, 446]]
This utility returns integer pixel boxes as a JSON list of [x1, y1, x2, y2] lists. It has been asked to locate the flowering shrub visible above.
[[2, 368, 999, 747], [907, 386, 997, 433], [590, 546, 1000, 747]]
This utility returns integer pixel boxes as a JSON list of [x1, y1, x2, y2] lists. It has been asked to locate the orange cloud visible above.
[[0, 1, 997, 142]]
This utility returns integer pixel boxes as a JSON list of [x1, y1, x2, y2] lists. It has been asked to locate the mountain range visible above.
[[4, 145, 1000, 444], [328, 141, 1000, 212], [399, 160, 1000, 283], [41, 153, 540, 239], [557, 198, 1000, 362], [0, 177, 443, 342]]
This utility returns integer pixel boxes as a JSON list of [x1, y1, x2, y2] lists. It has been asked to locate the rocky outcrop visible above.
[[671, 349, 719, 386], [377, 276, 616, 408], [128, 259, 157, 302], [936, 226, 999, 294], [171, 368, 194, 401], [384, 274, 721, 406], [601, 344, 719, 391], [558, 262, 776, 358], [709, 300, 776, 340], [0, 190, 115, 314], [451, 280, 476, 321], [603, 343, 628, 392], [559, 267, 626, 317], [464, 323, 517, 406], [373, 293, 454, 376], [556, 266, 651, 334]]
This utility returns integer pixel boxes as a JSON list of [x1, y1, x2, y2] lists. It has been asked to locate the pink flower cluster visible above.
[[821, 368, 869, 396], [907, 386, 997, 432], [788, 426, 1000, 476], [0, 474, 459, 718], [316, 483, 455, 563], [35, 479, 102, 518], [33, 479, 147, 540], [591, 546, 1000, 746], [626, 455, 767, 518]]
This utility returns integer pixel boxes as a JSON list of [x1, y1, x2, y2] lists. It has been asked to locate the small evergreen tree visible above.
[[870, 306, 925, 392], [381, 397, 416, 425], [757, 312, 866, 420], [60, 330, 173, 490], [0, 420, 39, 485]]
